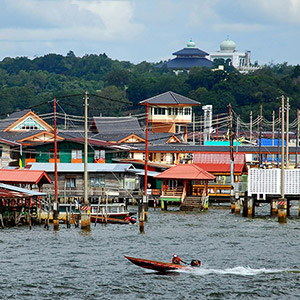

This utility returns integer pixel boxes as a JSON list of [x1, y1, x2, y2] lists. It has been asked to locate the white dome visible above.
[[220, 36, 236, 52], [187, 39, 196, 48]]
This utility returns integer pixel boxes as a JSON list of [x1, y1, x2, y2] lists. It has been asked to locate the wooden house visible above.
[[139, 91, 200, 142], [27, 163, 141, 203]]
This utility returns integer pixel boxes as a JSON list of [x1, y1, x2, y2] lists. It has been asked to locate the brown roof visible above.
[[155, 163, 215, 180]]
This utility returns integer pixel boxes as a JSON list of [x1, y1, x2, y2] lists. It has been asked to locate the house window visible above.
[[90, 177, 95, 187], [154, 107, 166, 115], [100, 176, 105, 187], [94, 150, 105, 163], [66, 177, 76, 188], [95, 177, 100, 187], [0, 146, 2, 158], [168, 108, 172, 115], [72, 150, 82, 159], [184, 108, 191, 115]]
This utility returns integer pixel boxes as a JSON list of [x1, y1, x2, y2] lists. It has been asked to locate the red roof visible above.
[[155, 164, 215, 180], [0, 169, 51, 185], [193, 152, 247, 174]]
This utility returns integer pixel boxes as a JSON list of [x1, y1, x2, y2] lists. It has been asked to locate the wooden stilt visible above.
[[271, 199, 278, 216], [0, 213, 4, 229], [247, 197, 253, 218], [139, 201, 145, 234]]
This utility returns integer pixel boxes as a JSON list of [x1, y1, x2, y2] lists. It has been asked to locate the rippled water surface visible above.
[[1, 206, 300, 299]]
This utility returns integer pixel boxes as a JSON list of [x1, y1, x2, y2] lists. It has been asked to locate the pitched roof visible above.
[[155, 163, 215, 180], [0, 110, 32, 131], [193, 152, 247, 174], [139, 91, 200, 106], [27, 163, 135, 173], [162, 57, 213, 69], [0, 183, 47, 198], [172, 47, 209, 57], [0, 169, 52, 185], [89, 116, 143, 135]]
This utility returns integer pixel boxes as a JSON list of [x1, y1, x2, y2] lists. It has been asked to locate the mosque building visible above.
[[156, 39, 213, 74], [208, 36, 259, 73]]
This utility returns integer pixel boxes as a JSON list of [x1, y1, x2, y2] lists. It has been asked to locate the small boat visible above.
[[90, 203, 136, 224], [125, 255, 201, 272]]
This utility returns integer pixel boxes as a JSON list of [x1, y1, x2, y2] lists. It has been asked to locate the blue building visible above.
[[157, 40, 213, 72]]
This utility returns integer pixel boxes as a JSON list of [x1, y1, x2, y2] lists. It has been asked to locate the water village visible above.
[[0, 40, 299, 231], [0, 86, 298, 231]]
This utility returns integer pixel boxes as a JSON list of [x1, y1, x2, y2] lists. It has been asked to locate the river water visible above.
[[1, 205, 300, 300]]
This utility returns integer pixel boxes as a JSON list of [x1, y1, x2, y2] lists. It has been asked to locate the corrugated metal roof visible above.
[[128, 169, 161, 177], [27, 163, 135, 173], [155, 164, 215, 180], [0, 183, 47, 197], [0, 169, 52, 184]]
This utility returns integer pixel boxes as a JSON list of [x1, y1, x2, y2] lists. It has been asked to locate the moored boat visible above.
[[125, 255, 201, 272], [90, 203, 136, 224]]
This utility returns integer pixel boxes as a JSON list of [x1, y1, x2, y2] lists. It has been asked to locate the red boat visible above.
[[125, 256, 201, 272]]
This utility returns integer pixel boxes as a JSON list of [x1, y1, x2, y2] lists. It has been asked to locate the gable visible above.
[[118, 134, 145, 144], [4, 111, 54, 132], [18, 132, 64, 144], [166, 135, 182, 144]]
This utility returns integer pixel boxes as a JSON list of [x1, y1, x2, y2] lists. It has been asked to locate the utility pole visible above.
[[236, 115, 239, 153], [53, 98, 59, 231], [278, 95, 287, 223], [258, 104, 262, 166], [192, 113, 195, 145], [249, 111, 252, 143], [81, 91, 91, 230], [216, 115, 219, 140], [286, 97, 289, 167], [272, 110, 275, 163], [277, 107, 281, 168], [140, 101, 149, 233], [296, 109, 299, 168], [229, 103, 235, 213]]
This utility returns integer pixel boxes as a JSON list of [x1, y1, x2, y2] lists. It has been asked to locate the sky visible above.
[[0, 0, 299, 66]]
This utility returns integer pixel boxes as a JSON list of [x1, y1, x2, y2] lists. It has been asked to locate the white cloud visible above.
[[240, 0, 300, 25], [0, 0, 144, 42]]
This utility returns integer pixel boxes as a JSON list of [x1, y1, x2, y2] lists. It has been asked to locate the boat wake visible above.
[[179, 266, 295, 276]]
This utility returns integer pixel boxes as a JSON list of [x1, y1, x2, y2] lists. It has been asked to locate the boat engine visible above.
[[190, 260, 201, 267]]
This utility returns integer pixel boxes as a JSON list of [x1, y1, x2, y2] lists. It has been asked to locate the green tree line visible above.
[[0, 51, 299, 122]]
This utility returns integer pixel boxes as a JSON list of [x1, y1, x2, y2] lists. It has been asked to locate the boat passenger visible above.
[[172, 254, 183, 264]]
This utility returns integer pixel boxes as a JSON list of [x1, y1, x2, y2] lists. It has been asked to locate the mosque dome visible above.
[[220, 36, 236, 52], [187, 39, 196, 48]]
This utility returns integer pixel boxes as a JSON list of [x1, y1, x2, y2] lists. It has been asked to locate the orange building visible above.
[[139, 91, 200, 142]]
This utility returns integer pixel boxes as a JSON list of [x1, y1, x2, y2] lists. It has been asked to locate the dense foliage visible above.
[[0, 51, 299, 121]]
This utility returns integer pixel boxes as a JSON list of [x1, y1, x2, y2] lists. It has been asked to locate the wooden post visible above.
[[139, 199, 145, 234], [247, 197, 253, 218], [234, 192, 240, 214], [271, 199, 278, 216], [298, 200, 300, 216]]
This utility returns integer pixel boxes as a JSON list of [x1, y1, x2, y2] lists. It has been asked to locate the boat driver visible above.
[[172, 254, 183, 264]]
